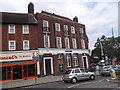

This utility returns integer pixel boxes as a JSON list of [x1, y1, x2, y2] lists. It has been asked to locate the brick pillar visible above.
[[53, 55, 59, 74], [63, 54, 67, 71], [71, 54, 74, 68], [78, 54, 83, 68], [39, 55, 44, 75]]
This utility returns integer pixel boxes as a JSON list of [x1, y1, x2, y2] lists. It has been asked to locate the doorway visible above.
[[44, 57, 53, 75], [82, 56, 88, 69]]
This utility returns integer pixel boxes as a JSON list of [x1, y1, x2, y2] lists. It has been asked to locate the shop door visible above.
[[45, 59, 51, 75], [13, 65, 22, 80]]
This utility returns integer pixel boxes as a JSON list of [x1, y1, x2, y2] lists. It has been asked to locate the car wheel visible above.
[[71, 78, 77, 84], [90, 75, 95, 80]]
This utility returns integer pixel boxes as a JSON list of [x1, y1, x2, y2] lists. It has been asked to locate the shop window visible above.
[[59, 64, 63, 72], [0, 67, 2, 80], [28, 64, 36, 77], [2, 67, 6, 80], [7, 66, 11, 80], [23, 65, 28, 78]]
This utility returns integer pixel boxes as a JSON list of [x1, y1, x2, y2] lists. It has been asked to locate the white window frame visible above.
[[71, 26, 75, 34], [74, 54, 78, 66], [72, 38, 77, 49], [56, 37, 62, 48], [55, 23, 60, 31], [80, 28, 84, 34], [8, 24, 15, 34], [23, 40, 29, 50], [66, 54, 71, 67], [44, 35, 50, 48], [23, 25, 29, 34], [64, 25, 68, 31], [81, 39, 85, 49], [43, 20, 49, 27], [65, 37, 70, 49], [9, 40, 16, 50]]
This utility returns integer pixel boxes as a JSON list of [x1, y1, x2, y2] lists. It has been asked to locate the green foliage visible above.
[[91, 35, 120, 63]]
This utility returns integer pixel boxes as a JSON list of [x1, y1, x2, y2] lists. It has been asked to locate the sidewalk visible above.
[[2, 75, 62, 89]]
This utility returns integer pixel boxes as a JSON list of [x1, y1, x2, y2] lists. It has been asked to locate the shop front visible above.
[[0, 50, 39, 82]]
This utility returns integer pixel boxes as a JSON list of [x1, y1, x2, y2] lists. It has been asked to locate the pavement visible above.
[[1, 75, 63, 89]]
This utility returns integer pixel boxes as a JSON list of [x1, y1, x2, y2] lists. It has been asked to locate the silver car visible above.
[[62, 68, 95, 83]]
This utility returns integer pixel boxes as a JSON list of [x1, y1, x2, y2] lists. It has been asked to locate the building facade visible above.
[[0, 2, 90, 82]]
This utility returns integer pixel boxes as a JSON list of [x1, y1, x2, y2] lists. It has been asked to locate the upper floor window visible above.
[[44, 35, 50, 48], [80, 28, 84, 38], [64, 25, 69, 36], [23, 25, 29, 34], [43, 20, 49, 27], [66, 54, 71, 67], [55, 23, 60, 31], [57, 53, 63, 59], [65, 37, 70, 49], [9, 24, 15, 34], [71, 26, 75, 34], [56, 37, 62, 48], [72, 38, 77, 49], [81, 39, 85, 49], [23, 40, 29, 50], [9, 40, 16, 50]]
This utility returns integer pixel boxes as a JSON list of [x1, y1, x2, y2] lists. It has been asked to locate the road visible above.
[[10, 76, 120, 89]]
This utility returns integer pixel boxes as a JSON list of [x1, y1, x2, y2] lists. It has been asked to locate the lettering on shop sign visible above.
[[19, 55, 31, 58], [0, 55, 18, 60]]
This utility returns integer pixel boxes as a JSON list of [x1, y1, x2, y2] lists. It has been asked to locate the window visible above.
[[74, 54, 78, 66], [23, 40, 29, 50], [71, 26, 75, 34], [64, 25, 69, 35], [59, 64, 64, 72], [44, 35, 50, 48], [55, 23, 60, 31], [75, 69, 80, 73], [66, 54, 71, 67], [80, 28, 84, 38], [9, 40, 16, 50], [65, 37, 70, 48], [56, 37, 62, 48], [57, 53, 63, 59], [9, 24, 15, 34], [81, 39, 85, 49], [72, 38, 77, 49], [23, 25, 29, 34], [43, 20, 49, 27]]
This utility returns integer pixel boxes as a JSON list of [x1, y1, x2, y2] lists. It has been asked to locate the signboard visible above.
[[33, 57, 38, 62]]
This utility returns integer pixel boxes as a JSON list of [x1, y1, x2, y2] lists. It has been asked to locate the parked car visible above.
[[100, 65, 120, 76], [62, 68, 95, 84]]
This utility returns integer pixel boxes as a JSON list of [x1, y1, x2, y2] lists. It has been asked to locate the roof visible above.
[[1, 12, 38, 24], [41, 11, 72, 21]]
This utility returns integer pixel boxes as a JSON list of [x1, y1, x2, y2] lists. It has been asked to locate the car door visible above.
[[80, 69, 90, 79], [74, 68, 84, 80]]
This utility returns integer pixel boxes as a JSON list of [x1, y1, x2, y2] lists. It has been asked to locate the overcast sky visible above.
[[0, 0, 119, 50]]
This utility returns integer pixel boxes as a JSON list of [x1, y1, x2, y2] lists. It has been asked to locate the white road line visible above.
[[67, 84, 80, 88]]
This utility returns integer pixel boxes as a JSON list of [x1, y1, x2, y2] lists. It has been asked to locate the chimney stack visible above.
[[73, 16, 78, 22], [28, 2, 34, 14]]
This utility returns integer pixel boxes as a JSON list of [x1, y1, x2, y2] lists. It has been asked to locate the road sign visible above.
[[33, 57, 38, 62]]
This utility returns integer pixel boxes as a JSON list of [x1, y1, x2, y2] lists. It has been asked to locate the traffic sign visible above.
[[33, 57, 38, 62]]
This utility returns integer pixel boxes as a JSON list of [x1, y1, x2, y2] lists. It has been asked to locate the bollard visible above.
[[110, 69, 117, 80]]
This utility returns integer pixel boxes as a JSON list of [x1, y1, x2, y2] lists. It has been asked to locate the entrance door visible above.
[[13, 65, 22, 80], [45, 59, 51, 75], [83, 57, 88, 69]]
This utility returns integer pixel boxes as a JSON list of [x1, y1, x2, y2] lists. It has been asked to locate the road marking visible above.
[[67, 84, 80, 88]]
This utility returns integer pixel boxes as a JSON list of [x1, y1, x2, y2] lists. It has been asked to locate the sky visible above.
[[0, 0, 119, 50]]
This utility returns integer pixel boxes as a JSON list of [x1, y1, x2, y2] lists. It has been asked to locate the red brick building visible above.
[[0, 2, 90, 81]]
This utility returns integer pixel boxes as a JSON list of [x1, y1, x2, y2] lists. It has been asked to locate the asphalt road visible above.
[[10, 76, 120, 90]]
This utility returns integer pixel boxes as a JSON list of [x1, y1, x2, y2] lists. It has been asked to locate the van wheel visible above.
[[90, 75, 95, 80], [71, 78, 77, 84]]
